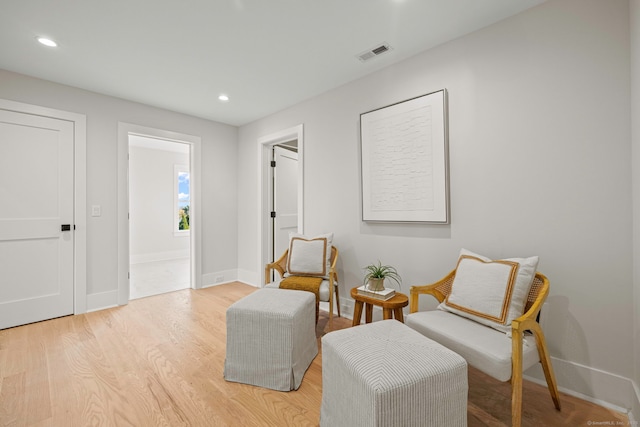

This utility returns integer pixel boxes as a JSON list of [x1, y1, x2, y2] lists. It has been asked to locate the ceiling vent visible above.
[[357, 43, 392, 62]]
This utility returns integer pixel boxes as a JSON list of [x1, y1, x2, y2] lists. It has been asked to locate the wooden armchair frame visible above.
[[265, 246, 341, 320], [410, 270, 561, 427]]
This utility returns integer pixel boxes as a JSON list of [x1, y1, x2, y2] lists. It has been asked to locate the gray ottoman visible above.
[[321, 320, 468, 426], [224, 288, 318, 391]]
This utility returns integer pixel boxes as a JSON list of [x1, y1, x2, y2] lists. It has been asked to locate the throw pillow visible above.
[[438, 248, 538, 333], [286, 232, 333, 277]]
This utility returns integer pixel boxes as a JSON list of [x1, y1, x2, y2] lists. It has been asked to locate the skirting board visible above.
[[630, 381, 640, 425], [86, 290, 118, 312], [86, 269, 248, 313], [318, 300, 353, 320], [525, 357, 637, 416], [201, 269, 241, 288], [237, 269, 260, 287]]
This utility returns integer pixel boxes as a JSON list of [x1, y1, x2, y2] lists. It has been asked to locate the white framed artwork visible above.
[[360, 89, 449, 223]]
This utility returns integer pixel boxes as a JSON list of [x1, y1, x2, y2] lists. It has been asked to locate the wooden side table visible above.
[[350, 287, 409, 327]]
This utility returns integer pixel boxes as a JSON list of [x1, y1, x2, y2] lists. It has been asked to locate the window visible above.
[[175, 165, 190, 233]]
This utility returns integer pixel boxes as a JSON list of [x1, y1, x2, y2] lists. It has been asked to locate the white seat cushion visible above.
[[266, 277, 332, 302], [405, 310, 540, 382]]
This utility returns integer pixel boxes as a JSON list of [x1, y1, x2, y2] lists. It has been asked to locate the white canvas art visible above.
[[360, 89, 449, 223]]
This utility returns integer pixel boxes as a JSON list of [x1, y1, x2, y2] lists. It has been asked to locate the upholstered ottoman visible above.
[[224, 288, 318, 391], [321, 320, 468, 427]]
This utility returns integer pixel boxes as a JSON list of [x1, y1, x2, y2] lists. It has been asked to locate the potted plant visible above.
[[363, 261, 402, 291]]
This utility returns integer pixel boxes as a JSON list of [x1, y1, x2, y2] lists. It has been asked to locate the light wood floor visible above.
[[0, 282, 628, 426]]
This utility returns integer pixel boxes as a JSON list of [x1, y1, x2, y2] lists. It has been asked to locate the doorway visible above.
[[118, 123, 202, 305], [258, 124, 304, 285], [128, 135, 191, 299]]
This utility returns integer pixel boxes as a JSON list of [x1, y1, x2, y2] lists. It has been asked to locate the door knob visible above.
[[61, 224, 71, 231]]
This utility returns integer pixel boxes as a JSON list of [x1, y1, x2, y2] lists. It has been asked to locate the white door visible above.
[[0, 109, 74, 329], [272, 145, 298, 260]]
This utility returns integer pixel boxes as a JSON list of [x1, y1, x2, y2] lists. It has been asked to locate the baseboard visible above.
[[237, 269, 260, 287], [340, 299, 397, 323], [86, 290, 118, 312], [130, 250, 189, 264], [201, 269, 240, 288], [339, 298, 355, 319], [524, 355, 636, 416], [629, 380, 640, 424], [86, 269, 249, 312], [319, 300, 353, 320]]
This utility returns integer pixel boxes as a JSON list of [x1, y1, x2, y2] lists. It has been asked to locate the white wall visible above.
[[238, 0, 635, 412], [0, 68, 239, 304], [129, 145, 190, 263], [0, 0, 636, 415], [631, 0, 640, 422]]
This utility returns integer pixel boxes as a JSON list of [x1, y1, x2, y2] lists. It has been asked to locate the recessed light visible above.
[[218, 94, 229, 102], [37, 37, 57, 47]]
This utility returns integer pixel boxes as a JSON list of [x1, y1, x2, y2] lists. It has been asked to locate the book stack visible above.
[[356, 285, 396, 301]]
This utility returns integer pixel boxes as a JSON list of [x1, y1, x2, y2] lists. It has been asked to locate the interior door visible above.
[[272, 145, 298, 261], [0, 109, 74, 329]]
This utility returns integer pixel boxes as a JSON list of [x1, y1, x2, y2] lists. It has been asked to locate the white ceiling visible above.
[[0, 0, 546, 126]]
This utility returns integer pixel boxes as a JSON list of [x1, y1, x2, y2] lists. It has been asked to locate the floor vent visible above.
[[357, 43, 392, 62]]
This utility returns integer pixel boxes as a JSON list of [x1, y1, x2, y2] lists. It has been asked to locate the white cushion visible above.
[[406, 310, 540, 382], [266, 277, 332, 302], [287, 232, 333, 277], [438, 248, 538, 333]]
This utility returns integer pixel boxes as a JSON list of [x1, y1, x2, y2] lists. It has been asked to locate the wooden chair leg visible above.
[[334, 285, 341, 317], [328, 286, 334, 322], [512, 330, 524, 427], [534, 329, 562, 410]]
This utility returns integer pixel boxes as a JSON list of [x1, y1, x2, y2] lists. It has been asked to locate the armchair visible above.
[[407, 267, 561, 427], [265, 246, 341, 320]]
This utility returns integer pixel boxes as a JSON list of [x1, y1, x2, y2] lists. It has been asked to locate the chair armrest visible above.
[[511, 273, 549, 335], [264, 250, 288, 284], [329, 246, 339, 283], [329, 266, 338, 284], [409, 269, 456, 313]]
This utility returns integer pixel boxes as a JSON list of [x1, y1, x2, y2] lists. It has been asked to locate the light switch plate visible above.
[[91, 205, 101, 217]]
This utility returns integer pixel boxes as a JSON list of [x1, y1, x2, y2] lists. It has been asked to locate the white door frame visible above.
[[117, 123, 202, 305], [0, 98, 87, 314], [257, 124, 304, 286]]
